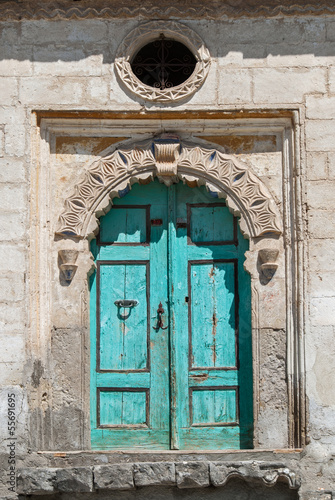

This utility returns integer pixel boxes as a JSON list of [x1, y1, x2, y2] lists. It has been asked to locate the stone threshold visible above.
[[17, 460, 301, 495]]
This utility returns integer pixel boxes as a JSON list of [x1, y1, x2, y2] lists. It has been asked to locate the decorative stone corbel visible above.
[[58, 249, 79, 282], [258, 248, 279, 280], [154, 137, 180, 185]]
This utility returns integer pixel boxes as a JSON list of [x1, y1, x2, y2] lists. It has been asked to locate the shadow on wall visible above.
[[1, 17, 335, 64], [24, 480, 300, 500]]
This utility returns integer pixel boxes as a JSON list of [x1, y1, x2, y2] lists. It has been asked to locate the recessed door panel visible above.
[[191, 388, 238, 426], [100, 206, 150, 245], [188, 204, 236, 245], [190, 261, 236, 369], [99, 262, 149, 371], [98, 389, 148, 427]]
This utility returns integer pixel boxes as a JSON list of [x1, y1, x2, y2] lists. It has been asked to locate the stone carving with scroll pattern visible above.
[[56, 137, 282, 241], [1, 0, 334, 21], [210, 462, 300, 489], [115, 21, 211, 102]]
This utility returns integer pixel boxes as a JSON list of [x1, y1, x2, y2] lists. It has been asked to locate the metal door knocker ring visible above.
[[115, 299, 139, 319]]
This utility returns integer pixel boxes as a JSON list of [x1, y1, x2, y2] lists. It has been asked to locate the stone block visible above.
[[85, 77, 109, 105], [0, 246, 25, 272], [0, 129, 3, 157], [308, 210, 335, 239], [0, 301, 26, 332], [0, 273, 25, 302], [20, 77, 84, 106], [218, 68, 251, 104], [327, 19, 335, 40], [0, 334, 25, 363], [258, 278, 286, 329], [306, 121, 335, 152], [0, 212, 26, 241], [189, 62, 218, 105], [0, 362, 24, 385], [309, 272, 335, 298], [0, 158, 26, 183], [134, 462, 175, 487], [210, 462, 299, 489], [0, 78, 18, 106], [0, 36, 33, 76], [21, 19, 109, 45], [257, 328, 288, 448], [33, 49, 103, 77], [215, 18, 305, 46], [253, 68, 326, 104], [310, 297, 335, 326], [55, 467, 93, 493], [306, 95, 335, 119], [94, 464, 134, 490], [328, 152, 335, 179], [308, 239, 335, 272], [176, 462, 209, 489], [17, 468, 57, 495], [0, 106, 26, 157], [0, 184, 27, 212], [306, 153, 327, 181], [306, 181, 335, 209]]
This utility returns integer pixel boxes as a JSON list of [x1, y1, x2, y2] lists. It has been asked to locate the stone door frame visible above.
[[30, 112, 305, 451]]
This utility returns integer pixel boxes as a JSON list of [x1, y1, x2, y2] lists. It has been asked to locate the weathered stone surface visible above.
[[306, 181, 335, 209], [134, 462, 175, 486], [17, 468, 57, 495], [257, 329, 288, 449], [306, 152, 328, 181], [176, 462, 210, 489], [253, 68, 326, 104], [218, 68, 252, 104], [55, 467, 93, 493], [306, 121, 335, 151], [94, 464, 134, 490], [210, 462, 300, 489], [308, 210, 335, 239], [306, 96, 335, 120], [1, 11, 335, 500]]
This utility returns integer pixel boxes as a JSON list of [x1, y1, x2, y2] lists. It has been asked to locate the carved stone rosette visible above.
[[114, 21, 211, 102], [56, 137, 282, 241]]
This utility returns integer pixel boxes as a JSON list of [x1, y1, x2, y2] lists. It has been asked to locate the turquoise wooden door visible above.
[[90, 180, 253, 450]]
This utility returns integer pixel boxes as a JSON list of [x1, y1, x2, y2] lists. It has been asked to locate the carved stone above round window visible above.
[[115, 21, 211, 102]]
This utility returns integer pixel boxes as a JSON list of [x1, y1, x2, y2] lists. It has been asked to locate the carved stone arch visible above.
[[56, 137, 282, 241]]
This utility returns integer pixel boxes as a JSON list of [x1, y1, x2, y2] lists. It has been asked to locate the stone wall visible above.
[[0, 12, 334, 500]]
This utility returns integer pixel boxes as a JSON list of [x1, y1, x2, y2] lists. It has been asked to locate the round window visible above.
[[115, 21, 211, 102], [130, 36, 197, 90]]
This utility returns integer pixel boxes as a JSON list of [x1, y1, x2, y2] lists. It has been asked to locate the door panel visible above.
[[100, 205, 150, 245], [91, 181, 170, 450], [99, 262, 149, 371], [189, 261, 236, 369], [170, 182, 253, 450], [90, 180, 253, 450]]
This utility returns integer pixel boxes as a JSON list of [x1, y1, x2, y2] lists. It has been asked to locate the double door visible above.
[[90, 180, 253, 449]]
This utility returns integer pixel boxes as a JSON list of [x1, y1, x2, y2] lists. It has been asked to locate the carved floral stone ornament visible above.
[[115, 21, 211, 102], [56, 136, 282, 242]]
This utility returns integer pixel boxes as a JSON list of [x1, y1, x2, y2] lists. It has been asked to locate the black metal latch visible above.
[[114, 299, 139, 308]]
